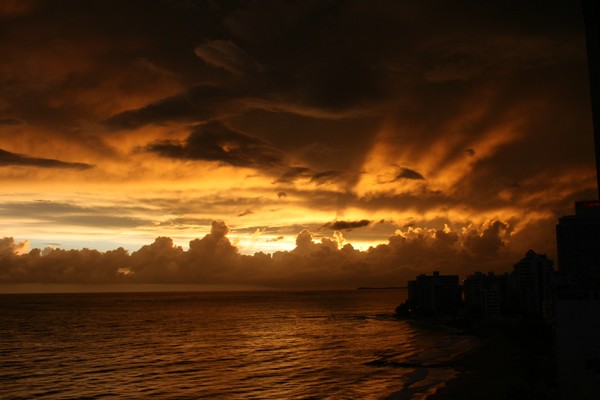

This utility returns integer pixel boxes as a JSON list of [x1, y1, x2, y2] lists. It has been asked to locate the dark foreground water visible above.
[[0, 290, 477, 399]]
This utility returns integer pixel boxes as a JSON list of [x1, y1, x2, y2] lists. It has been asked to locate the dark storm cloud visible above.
[[325, 220, 371, 231], [222, 0, 388, 111], [0, 148, 93, 170], [310, 170, 347, 185], [0, 0, 594, 285], [145, 121, 284, 168], [274, 168, 349, 185], [13, 0, 584, 208], [394, 168, 425, 181], [274, 167, 313, 183], [105, 84, 235, 129], [230, 111, 380, 177], [462, 220, 511, 257], [101, 1, 391, 132]]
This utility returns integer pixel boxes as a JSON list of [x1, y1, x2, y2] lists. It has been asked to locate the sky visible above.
[[0, 0, 597, 291]]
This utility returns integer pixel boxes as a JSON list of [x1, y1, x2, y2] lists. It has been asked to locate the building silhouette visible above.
[[552, 2, 600, 398], [556, 200, 600, 288], [463, 271, 517, 323], [554, 201, 600, 400], [460, 251, 553, 324], [400, 2, 600, 396], [406, 271, 461, 315], [513, 250, 554, 317]]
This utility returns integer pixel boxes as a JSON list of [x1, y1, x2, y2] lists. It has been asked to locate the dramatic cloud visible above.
[[0, 1, 595, 290], [325, 220, 371, 231], [0, 237, 29, 255], [0, 219, 523, 288], [462, 220, 511, 257], [0, 148, 92, 170], [310, 170, 348, 185], [394, 168, 425, 181], [105, 84, 235, 129], [144, 121, 284, 168], [274, 168, 350, 185], [274, 167, 313, 183]]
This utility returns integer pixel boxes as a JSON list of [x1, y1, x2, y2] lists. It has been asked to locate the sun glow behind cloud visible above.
[[0, 0, 596, 290]]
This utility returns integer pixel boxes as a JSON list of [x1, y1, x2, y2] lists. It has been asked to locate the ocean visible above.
[[0, 290, 478, 399]]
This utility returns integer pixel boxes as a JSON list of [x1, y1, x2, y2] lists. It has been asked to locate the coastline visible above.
[[384, 322, 483, 400]]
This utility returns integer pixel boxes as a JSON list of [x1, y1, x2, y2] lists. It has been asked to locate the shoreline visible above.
[[384, 323, 483, 400]]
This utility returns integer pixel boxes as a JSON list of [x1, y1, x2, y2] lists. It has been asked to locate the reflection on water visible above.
[[0, 290, 476, 399]]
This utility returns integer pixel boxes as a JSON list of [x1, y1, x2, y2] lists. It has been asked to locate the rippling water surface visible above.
[[0, 290, 476, 399]]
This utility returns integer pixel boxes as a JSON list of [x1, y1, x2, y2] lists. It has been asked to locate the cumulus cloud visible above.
[[0, 148, 93, 170], [209, 220, 230, 238], [462, 219, 511, 257], [1, 239, 129, 284], [128, 237, 184, 283], [0, 237, 29, 255], [0, 219, 524, 288]]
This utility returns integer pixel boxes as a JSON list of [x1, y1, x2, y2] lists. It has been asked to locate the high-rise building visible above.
[[556, 200, 600, 288], [513, 250, 554, 316], [407, 271, 461, 315], [554, 203, 600, 399], [463, 272, 517, 322]]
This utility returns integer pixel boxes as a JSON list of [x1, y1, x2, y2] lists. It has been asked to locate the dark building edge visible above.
[[582, 0, 600, 198]]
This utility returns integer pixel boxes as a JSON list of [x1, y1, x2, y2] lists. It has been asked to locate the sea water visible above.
[[0, 290, 477, 399]]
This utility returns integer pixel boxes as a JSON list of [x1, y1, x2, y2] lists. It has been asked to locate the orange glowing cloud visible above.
[[0, 1, 595, 290]]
